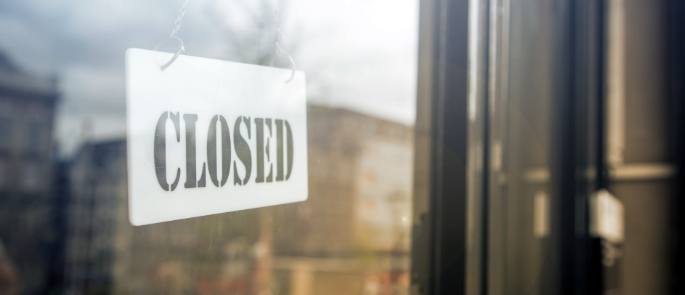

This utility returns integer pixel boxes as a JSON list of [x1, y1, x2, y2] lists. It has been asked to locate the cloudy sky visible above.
[[0, 0, 418, 156]]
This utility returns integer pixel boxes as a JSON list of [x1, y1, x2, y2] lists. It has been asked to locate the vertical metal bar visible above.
[[668, 0, 685, 293], [595, 0, 609, 191], [411, 0, 470, 293], [555, 0, 606, 294], [589, 0, 609, 293], [551, 0, 593, 294], [479, 0, 492, 293], [430, 0, 469, 293]]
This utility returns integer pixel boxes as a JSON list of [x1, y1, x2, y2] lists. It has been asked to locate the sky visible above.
[[0, 0, 418, 156]]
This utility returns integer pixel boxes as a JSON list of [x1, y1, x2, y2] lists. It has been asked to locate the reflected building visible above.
[[0, 51, 59, 294], [275, 105, 413, 255], [63, 139, 263, 295], [271, 105, 413, 295], [64, 139, 126, 294], [60, 104, 413, 295]]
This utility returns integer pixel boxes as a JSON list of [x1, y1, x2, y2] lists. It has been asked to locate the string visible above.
[[272, 4, 297, 83], [159, 0, 298, 82], [160, 0, 191, 71]]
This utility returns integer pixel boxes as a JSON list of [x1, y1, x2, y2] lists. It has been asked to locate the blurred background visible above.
[[0, 0, 682, 294]]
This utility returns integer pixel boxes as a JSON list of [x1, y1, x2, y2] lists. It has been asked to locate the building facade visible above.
[[60, 104, 413, 295], [0, 51, 59, 294]]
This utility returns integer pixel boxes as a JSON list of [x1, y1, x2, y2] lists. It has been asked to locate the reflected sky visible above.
[[0, 0, 417, 156]]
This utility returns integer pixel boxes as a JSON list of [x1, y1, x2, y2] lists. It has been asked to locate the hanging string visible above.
[[272, 4, 297, 83], [160, 0, 191, 70], [159, 0, 297, 81]]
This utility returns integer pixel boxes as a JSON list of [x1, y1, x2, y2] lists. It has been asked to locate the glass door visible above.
[[469, 0, 606, 294]]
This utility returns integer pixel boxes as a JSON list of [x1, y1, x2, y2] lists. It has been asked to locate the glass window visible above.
[[0, 0, 418, 294], [475, 0, 564, 294], [472, 0, 683, 294]]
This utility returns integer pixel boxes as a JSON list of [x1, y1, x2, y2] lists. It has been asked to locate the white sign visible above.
[[126, 48, 308, 226]]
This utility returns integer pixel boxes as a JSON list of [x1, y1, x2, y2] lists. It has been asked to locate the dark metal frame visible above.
[[555, 0, 607, 294], [411, 0, 603, 293], [669, 0, 685, 293], [411, 0, 469, 294], [409, 0, 685, 294]]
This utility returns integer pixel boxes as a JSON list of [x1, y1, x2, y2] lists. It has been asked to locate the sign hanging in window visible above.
[[126, 48, 308, 226]]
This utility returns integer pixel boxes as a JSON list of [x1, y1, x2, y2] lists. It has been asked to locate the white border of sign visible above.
[[126, 48, 308, 226]]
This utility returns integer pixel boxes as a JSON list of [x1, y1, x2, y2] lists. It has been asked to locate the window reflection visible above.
[[0, 0, 417, 294]]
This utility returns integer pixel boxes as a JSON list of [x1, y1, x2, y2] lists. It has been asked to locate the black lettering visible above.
[[284, 120, 294, 180], [233, 116, 252, 185], [207, 115, 231, 187], [255, 118, 274, 183], [275, 119, 284, 181], [154, 111, 181, 191], [183, 113, 206, 188]]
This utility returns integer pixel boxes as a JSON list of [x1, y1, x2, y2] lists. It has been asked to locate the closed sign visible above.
[[126, 48, 308, 226]]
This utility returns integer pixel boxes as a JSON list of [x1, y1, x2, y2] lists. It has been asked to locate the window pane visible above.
[[0, 0, 418, 294]]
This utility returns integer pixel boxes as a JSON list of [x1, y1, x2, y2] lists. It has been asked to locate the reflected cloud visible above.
[[1, 0, 417, 157]]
